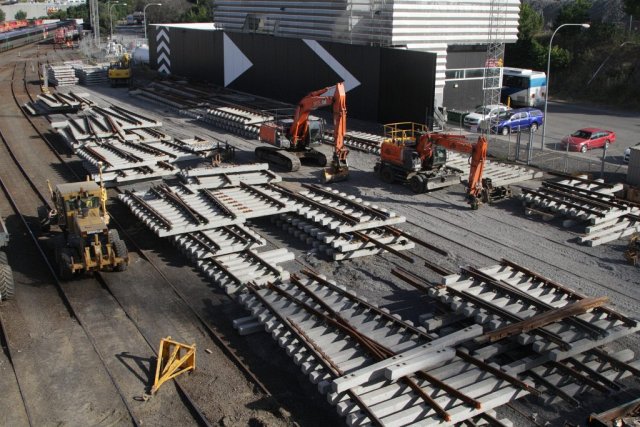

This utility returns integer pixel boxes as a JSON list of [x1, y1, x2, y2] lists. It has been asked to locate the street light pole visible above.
[[109, 2, 127, 41], [541, 23, 590, 150], [144, 3, 162, 42]]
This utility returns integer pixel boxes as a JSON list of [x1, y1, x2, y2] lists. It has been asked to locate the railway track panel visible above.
[[109, 199, 344, 424], [0, 87, 140, 426]]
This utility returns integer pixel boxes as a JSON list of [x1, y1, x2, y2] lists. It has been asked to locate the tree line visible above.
[[507, 0, 640, 108]]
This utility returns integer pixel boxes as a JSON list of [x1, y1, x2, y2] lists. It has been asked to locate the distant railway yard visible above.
[[0, 38, 639, 427]]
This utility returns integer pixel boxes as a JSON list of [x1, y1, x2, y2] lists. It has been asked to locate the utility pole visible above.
[[90, 0, 100, 46]]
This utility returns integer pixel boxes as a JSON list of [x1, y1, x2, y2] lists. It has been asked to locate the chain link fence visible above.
[[442, 116, 629, 183]]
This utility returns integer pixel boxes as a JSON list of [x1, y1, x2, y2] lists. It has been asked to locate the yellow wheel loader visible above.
[[39, 174, 128, 280], [108, 52, 132, 87]]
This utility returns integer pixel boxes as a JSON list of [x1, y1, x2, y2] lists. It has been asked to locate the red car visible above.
[[561, 128, 616, 153]]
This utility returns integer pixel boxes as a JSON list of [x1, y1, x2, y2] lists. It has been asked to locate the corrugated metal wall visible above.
[[150, 27, 436, 124]]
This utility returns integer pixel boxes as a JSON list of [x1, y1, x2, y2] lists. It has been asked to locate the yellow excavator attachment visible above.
[[151, 337, 196, 394]]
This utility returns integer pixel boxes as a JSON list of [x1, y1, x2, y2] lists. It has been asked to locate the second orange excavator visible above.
[[375, 122, 509, 208], [257, 82, 349, 183]]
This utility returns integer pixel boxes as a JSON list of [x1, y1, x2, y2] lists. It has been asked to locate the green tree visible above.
[[623, 0, 640, 17], [15, 10, 27, 20], [180, 0, 211, 22], [554, 0, 591, 28], [518, 3, 543, 40], [0, 8, 5, 22]]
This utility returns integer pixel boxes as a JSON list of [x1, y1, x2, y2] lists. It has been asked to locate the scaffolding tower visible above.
[[481, 0, 508, 134]]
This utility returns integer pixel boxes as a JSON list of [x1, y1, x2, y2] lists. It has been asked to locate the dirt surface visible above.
[[76, 82, 640, 426], [0, 40, 638, 427]]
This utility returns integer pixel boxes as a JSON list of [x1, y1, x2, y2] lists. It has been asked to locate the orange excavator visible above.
[[257, 82, 349, 181], [375, 122, 509, 208]]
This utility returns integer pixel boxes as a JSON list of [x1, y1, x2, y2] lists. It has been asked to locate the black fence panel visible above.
[[149, 27, 436, 124]]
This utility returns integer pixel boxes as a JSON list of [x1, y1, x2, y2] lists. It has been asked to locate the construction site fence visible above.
[[491, 130, 629, 182]]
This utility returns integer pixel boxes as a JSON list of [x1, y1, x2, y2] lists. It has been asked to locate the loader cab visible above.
[[54, 182, 104, 232]]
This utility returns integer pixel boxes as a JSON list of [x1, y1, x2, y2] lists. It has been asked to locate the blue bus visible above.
[[501, 67, 547, 107]]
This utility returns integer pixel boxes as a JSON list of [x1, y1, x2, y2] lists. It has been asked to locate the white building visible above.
[[212, 0, 520, 110]]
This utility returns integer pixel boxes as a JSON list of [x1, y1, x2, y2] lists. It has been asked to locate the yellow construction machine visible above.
[[108, 52, 132, 87], [39, 172, 128, 279]]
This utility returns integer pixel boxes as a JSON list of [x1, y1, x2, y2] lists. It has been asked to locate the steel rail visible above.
[[0, 136, 140, 427], [245, 283, 384, 425], [10, 57, 271, 422], [0, 299, 34, 427]]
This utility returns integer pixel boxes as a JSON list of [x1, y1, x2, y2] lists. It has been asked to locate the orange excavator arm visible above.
[[331, 82, 348, 165], [289, 86, 338, 148], [418, 133, 488, 205]]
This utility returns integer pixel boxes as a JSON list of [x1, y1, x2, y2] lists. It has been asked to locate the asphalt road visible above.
[[449, 100, 640, 172], [541, 100, 640, 162]]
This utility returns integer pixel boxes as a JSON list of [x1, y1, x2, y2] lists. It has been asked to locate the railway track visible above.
[[16, 56, 275, 399], [23, 52, 640, 426], [0, 46, 281, 426]]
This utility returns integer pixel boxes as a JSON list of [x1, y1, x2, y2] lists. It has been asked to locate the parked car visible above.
[[561, 128, 616, 153], [490, 107, 544, 135], [624, 142, 640, 163], [463, 104, 511, 130]]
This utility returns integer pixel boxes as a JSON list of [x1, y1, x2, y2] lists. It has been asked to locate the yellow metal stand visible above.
[[151, 337, 196, 394]]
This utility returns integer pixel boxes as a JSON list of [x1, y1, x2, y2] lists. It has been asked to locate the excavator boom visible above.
[[322, 82, 349, 183]]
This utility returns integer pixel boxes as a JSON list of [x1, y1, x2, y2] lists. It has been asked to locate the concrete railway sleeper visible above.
[[239, 278, 543, 425], [5, 57, 273, 424]]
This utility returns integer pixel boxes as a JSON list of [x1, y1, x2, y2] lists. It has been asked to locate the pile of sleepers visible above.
[[233, 260, 639, 426], [47, 64, 79, 87], [119, 166, 416, 292], [518, 173, 640, 246], [23, 91, 93, 116], [74, 63, 109, 86]]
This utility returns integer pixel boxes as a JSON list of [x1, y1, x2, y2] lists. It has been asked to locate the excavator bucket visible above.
[[150, 337, 196, 394], [322, 164, 350, 183]]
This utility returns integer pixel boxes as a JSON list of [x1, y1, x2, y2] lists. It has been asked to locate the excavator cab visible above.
[[424, 145, 447, 170]]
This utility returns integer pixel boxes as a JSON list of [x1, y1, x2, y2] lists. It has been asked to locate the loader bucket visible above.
[[322, 165, 350, 183]]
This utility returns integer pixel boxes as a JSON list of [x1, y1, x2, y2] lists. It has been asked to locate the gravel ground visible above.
[[54, 81, 640, 426]]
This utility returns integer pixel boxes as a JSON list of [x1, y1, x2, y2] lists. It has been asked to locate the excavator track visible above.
[[302, 149, 327, 167], [254, 146, 302, 172]]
